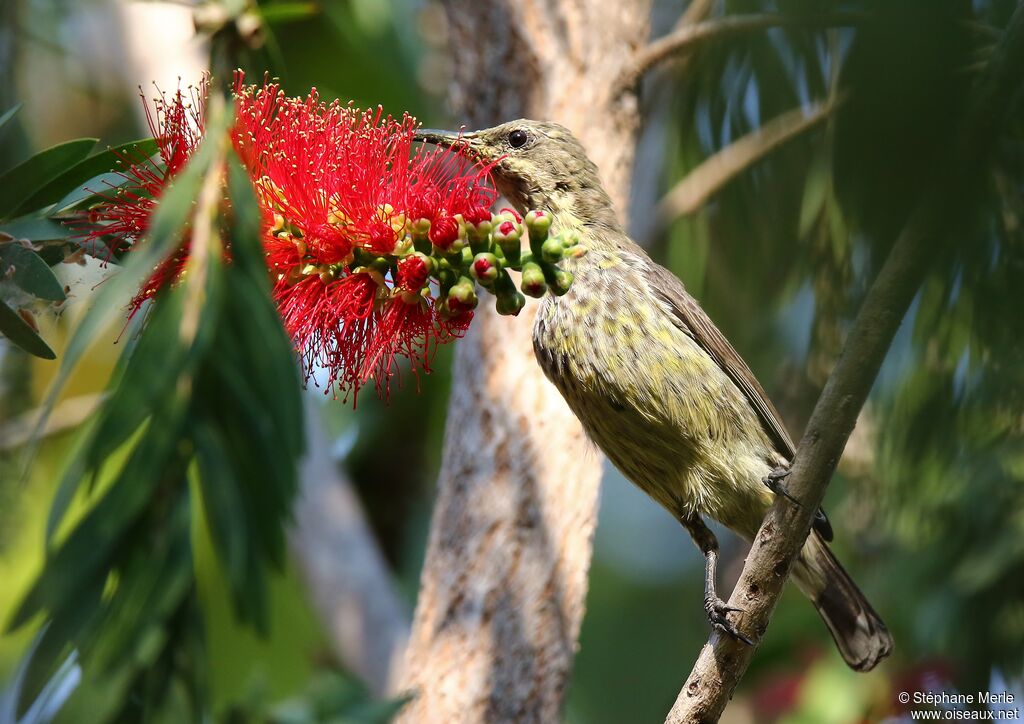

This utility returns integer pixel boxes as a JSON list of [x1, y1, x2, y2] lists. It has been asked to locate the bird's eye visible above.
[[508, 129, 529, 148]]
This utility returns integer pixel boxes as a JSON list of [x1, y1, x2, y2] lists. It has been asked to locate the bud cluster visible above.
[[391, 207, 585, 320]]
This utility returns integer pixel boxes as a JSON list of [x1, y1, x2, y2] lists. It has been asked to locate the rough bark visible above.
[[665, 6, 1024, 722], [395, 1, 650, 721], [290, 398, 410, 697]]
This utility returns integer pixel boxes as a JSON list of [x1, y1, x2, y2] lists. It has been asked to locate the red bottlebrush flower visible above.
[[78, 79, 207, 310], [274, 271, 380, 398], [80, 73, 499, 402], [232, 78, 496, 399], [396, 254, 431, 293], [428, 216, 460, 249], [463, 205, 493, 225]]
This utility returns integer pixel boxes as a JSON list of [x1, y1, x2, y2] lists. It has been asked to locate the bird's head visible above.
[[415, 119, 618, 229]]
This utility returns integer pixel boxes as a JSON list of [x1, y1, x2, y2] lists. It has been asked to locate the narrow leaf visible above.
[[0, 243, 66, 301], [0, 139, 97, 219], [33, 113, 227, 450], [0, 298, 55, 359], [51, 172, 127, 213], [7, 413, 184, 631], [14, 138, 159, 216], [0, 216, 73, 243], [260, 2, 319, 23]]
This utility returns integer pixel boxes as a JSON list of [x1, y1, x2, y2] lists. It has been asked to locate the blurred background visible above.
[[1, 0, 1023, 723]]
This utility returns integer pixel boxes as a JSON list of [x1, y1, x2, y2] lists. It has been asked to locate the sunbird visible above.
[[415, 120, 893, 671]]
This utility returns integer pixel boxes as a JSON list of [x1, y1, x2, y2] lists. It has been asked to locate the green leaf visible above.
[[15, 138, 159, 216], [31, 115, 226, 467], [0, 139, 97, 219], [77, 289, 189, 477], [15, 579, 104, 717], [0, 104, 22, 135], [798, 148, 829, 238], [7, 413, 184, 632], [87, 498, 193, 674], [0, 215, 74, 243], [193, 420, 268, 627], [0, 243, 66, 301], [51, 172, 127, 212], [260, 2, 319, 23], [0, 298, 55, 359]]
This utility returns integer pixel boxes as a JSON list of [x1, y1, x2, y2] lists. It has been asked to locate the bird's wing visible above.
[[646, 262, 797, 460], [648, 263, 835, 541]]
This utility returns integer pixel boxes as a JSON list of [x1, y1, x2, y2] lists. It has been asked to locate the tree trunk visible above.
[[395, 1, 651, 721]]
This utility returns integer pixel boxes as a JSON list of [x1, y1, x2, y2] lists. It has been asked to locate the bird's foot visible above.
[[763, 466, 801, 508], [704, 596, 753, 646]]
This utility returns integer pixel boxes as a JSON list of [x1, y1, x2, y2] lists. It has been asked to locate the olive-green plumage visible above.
[[415, 121, 892, 671]]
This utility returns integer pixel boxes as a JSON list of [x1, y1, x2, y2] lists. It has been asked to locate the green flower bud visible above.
[[447, 276, 478, 312], [495, 290, 526, 316], [562, 245, 588, 259], [548, 268, 573, 296], [411, 217, 431, 241], [492, 218, 521, 245], [436, 298, 454, 318], [370, 256, 392, 276], [466, 217, 493, 253], [540, 237, 565, 264], [558, 229, 582, 247], [471, 253, 500, 285], [524, 209, 552, 240], [473, 218, 494, 238], [520, 261, 547, 298]]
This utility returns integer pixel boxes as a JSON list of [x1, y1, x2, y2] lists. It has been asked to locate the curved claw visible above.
[[704, 597, 754, 646], [763, 466, 801, 508]]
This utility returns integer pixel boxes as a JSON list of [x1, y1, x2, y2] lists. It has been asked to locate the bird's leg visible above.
[[680, 513, 753, 646], [763, 465, 801, 507]]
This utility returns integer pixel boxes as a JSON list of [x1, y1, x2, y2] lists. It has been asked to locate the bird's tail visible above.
[[792, 532, 893, 672]]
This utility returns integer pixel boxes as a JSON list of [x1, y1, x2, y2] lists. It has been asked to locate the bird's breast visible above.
[[531, 254, 779, 519]]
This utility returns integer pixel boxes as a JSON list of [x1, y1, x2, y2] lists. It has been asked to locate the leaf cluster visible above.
[[5, 102, 306, 723], [0, 103, 160, 360]]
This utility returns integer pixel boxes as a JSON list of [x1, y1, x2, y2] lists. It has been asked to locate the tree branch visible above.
[[666, 6, 1024, 722], [655, 100, 834, 228], [289, 396, 410, 697], [616, 13, 862, 95]]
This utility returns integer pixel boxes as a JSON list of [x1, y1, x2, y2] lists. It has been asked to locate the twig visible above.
[[665, 6, 1024, 722], [679, 0, 718, 29], [615, 13, 863, 95], [655, 100, 834, 227], [289, 396, 410, 697]]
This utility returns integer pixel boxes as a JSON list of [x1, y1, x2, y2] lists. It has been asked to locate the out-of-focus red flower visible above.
[[81, 74, 497, 402], [80, 79, 207, 313]]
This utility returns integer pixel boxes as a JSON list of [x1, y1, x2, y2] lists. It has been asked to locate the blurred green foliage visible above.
[[1, 0, 1023, 723]]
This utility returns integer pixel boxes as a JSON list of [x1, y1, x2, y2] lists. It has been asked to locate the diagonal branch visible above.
[[655, 100, 834, 228], [665, 6, 1024, 722], [615, 13, 863, 95]]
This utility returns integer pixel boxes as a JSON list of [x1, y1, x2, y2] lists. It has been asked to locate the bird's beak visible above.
[[414, 128, 486, 161], [413, 128, 465, 147]]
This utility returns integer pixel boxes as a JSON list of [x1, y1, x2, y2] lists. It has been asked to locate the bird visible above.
[[414, 120, 893, 671]]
